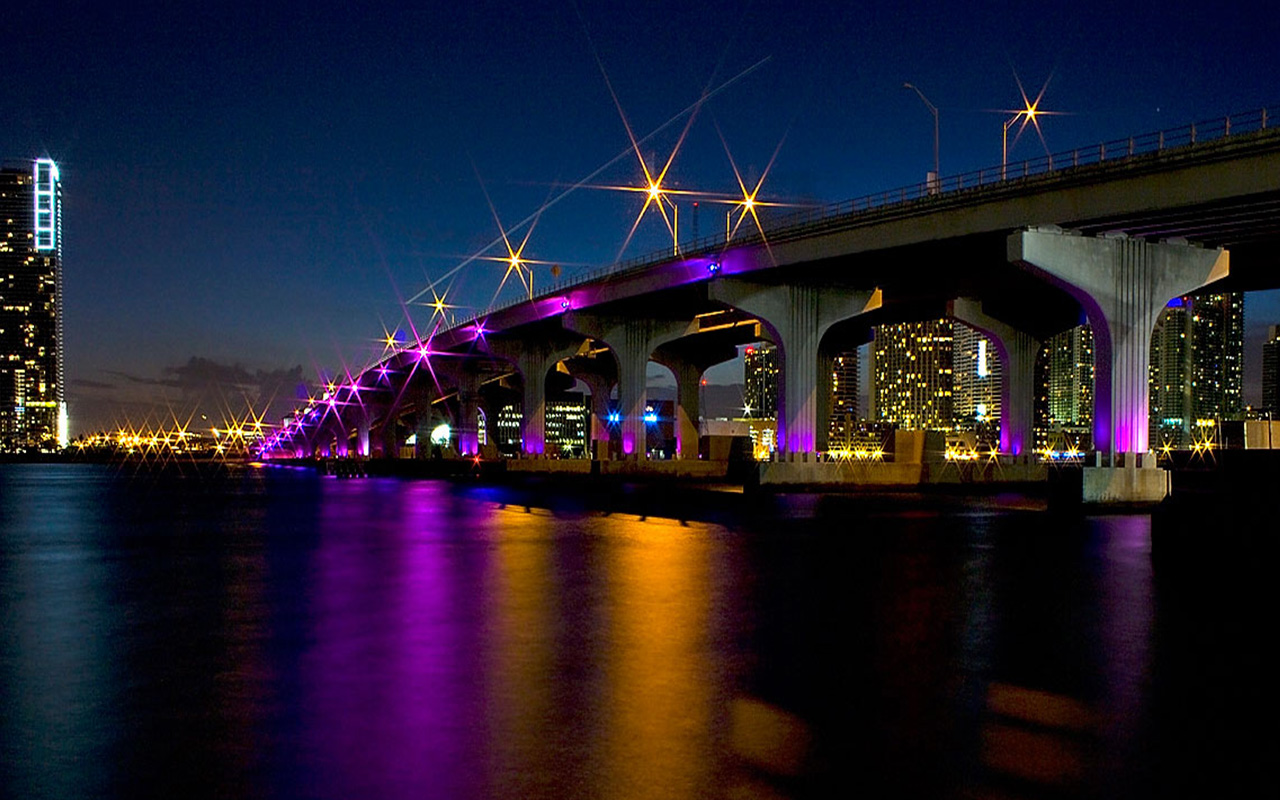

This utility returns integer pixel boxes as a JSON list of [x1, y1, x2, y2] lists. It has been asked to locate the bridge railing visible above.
[[471, 104, 1276, 323]]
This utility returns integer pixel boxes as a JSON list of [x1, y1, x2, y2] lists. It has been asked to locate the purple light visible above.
[[560, 298, 571, 309], [621, 432, 635, 455]]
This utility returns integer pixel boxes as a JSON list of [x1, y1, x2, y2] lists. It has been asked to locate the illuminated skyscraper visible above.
[[827, 350, 859, 446], [742, 343, 778, 419], [1037, 325, 1094, 450], [1, 159, 65, 451], [871, 319, 953, 430], [1149, 291, 1244, 446], [1263, 325, 1280, 416], [952, 323, 1001, 429]]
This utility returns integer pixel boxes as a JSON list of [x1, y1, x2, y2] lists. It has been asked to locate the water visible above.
[[0, 463, 1272, 798]]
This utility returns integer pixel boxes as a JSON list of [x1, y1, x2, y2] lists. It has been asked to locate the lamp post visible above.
[[1001, 111, 1027, 180], [903, 83, 939, 189]]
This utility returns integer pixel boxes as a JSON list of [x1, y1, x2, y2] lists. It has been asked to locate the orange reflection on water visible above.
[[601, 515, 716, 799], [482, 505, 559, 795]]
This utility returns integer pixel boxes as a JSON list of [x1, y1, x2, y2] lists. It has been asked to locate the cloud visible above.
[[70, 377, 116, 389], [73, 356, 315, 436]]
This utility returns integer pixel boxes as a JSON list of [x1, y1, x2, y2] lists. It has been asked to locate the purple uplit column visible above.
[[456, 372, 481, 456], [520, 366, 547, 456], [672, 361, 702, 459], [949, 298, 1039, 456], [710, 280, 881, 456], [577, 372, 616, 459], [356, 418, 370, 458], [616, 326, 649, 458], [1009, 229, 1229, 457]]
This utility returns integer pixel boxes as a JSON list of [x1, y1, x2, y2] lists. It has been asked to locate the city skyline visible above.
[[4, 2, 1280, 434]]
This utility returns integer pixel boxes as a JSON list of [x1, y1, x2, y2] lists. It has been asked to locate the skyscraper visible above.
[[952, 323, 1001, 428], [1148, 291, 1244, 446], [1, 159, 65, 451], [871, 319, 953, 430], [1263, 325, 1280, 416], [1037, 325, 1094, 450], [742, 343, 778, 419], [827, 350, 859, 447]]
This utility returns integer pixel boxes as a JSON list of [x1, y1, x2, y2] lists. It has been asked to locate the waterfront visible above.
[[0, 463, 1273, 798]]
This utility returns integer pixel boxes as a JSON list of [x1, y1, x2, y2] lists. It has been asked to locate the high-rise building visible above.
[[1, 159, 66, 451], [1148, 291, 1244, 446], [1263, 325, 1280, 416], [1037, 325, 1094, 450], [871, 319, 954, 430], [952, 323, 1001, 428], [827, 350, 859, 447], [742, 343, 778, 419], [545, 392, 589, 457]]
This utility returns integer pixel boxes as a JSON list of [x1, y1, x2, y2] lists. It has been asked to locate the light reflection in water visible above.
[[601, 517, 717, 799]]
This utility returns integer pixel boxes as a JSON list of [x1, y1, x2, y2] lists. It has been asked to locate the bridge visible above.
[[262, 106, 1280, 502]]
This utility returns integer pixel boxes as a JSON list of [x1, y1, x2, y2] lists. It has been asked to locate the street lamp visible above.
[[1002, 110, 1028, 180], [648, 182, 679, 256], [902, 83, 939, 190]]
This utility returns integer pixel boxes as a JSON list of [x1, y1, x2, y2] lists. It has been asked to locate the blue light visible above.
[[707, 261, 721, 274], [560, 298, 571, 309], [607, 411, 621, 424], [1167, 297, 1186, 308], [644, 412, 658, 424], [33, 159, 58, 251]]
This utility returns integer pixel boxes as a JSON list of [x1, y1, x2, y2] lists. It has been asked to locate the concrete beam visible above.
[[1009, 228, 1228, 456], [710, 279, 881, 454], [949, 297, 1040, 456]]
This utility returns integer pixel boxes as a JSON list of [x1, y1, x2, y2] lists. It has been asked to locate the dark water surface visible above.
[[1, 463, 1273, 798]]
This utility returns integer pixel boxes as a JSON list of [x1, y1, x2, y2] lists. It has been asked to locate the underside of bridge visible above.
[[267, 124, 1280, 501]]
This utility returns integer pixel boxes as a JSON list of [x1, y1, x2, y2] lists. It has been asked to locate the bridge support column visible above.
[[376, 417, 399, 459], [566, 313, 695, 461], [711, 280, 880, 456], [949, 298, 1040, 456], [577, 371, 616, 459], [356, 417, 370, 458], [456, 371, 481, 456], [490, 333, 587, 457], [1010, 229, 1228, 501], [654, 341, 738, 460]]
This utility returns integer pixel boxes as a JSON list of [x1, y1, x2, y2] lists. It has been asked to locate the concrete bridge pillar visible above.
[[653, 341, 738, 460], [566, 313, 695, 460], [576, 371, 616, 459], [376, 416, 400, 459], [710, 280, 880, 455], [455, 371, 481, 456], [356, 417, 370, 458], [1009, 229, 1229, 459], [949, 298, 1040, 456], [490, 333, 586, 456]]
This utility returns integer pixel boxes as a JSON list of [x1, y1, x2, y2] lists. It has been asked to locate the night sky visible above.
[[4, 1, 1278, 434]]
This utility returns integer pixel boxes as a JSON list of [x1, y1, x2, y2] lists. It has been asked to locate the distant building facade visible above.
[[827, 350, 859, 448], [1037, 325, 1094, 450], [1148, 292, 1244, 447], [952, 323, 1001, 428], [0, 159, 65, 451], [871, 319, 954, 430], [742, 343, 778, 419], [1263, 325, 1280, 417]]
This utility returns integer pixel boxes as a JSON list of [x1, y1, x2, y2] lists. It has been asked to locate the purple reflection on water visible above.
[[295, 479, 488, 797]]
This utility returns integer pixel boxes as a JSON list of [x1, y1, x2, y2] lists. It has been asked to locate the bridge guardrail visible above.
[[457, 104, 1275, 326]]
